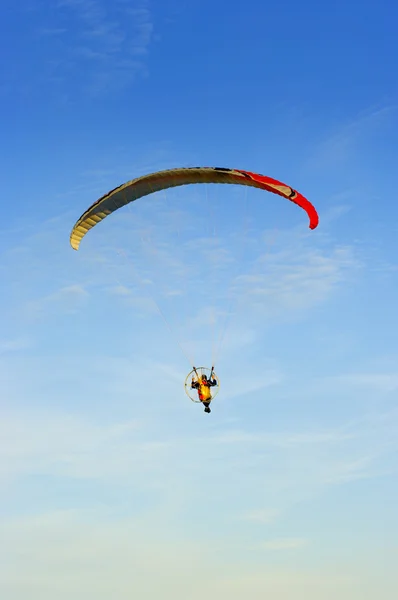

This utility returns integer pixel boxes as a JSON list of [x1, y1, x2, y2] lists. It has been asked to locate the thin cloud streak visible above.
[[259, 537, 308, 550], [31, 0, 155, 96]]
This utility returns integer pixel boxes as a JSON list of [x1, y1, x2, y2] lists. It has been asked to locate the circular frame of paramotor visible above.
[[184, 367, 220, 403]]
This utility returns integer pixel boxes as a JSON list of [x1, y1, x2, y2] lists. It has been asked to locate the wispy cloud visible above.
[[259, 537, 308, 550], [31, 0, 154, 97], [306, 105, 396, 170], [37, 27, 68, 36], [1, 509, 383, 600], [241, 508, 281, 524], [321, 456, 383, 485], [90, 208, 361, 344], [335, 373, 398, 392], [233, 244, 360, 319], [0, 409, 162, 484], [24, 284, 89, 319], [0, 337, 32, 353], [209, 428, 355, 448]]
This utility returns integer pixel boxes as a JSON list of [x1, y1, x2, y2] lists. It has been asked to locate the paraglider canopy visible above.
[[70, 166, 319, 251]]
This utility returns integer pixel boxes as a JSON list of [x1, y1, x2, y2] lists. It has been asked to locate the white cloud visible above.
[[336, 373, 398, 393], [241, 508, 281, 524], [259, 537, 308, 550], [0, 337, 32, 353], [321, 456, 382, 485], [24, 284, 89, 318], [306, 105, 396, 170], [30, 0, 155, 97], [236, 244, 359, 317], [0, 509, 395, 600]]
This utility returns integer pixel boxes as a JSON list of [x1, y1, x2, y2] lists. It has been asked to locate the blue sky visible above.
[[1, 0, 398, 597]]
